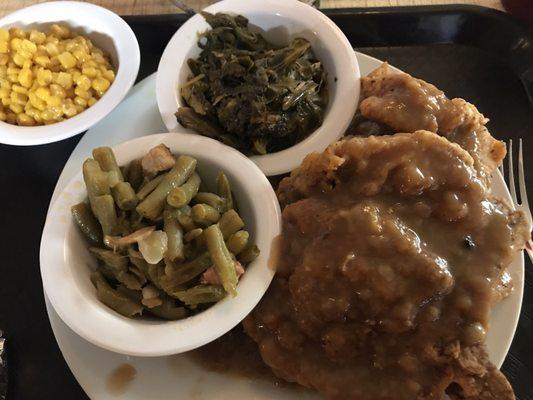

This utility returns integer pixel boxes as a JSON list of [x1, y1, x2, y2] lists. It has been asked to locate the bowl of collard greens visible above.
[[157, 0, 360, 176]]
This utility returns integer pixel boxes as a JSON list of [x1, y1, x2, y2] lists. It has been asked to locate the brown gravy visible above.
[[188, 324, 307, 392], [243, 132, 528, 400], [106, 363, 137, 396]]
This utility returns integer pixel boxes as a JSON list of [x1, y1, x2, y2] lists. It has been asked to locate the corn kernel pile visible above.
[[0, 24, 115, 126]]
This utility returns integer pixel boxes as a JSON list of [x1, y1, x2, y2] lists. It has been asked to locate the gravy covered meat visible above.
[[244, 131, 529, 400], [359, 63, 506, 183]]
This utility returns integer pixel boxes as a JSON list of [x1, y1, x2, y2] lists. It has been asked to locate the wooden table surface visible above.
[[0, 0, 505, 17]]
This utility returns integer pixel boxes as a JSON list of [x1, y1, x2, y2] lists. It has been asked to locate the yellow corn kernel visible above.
[[49, 83, 66, 98], [0, 29, 9, 41], [12, 53, 27, 67], [62, 101, 77, 117], [10, 38, 21, 51], [75, 86, 92, 100], [35, 86, 50, 101], [7, 74, 18, 83], [0, 87, 8, 99], [6, 65, 20, 74], [87, 97, 97, 107], [75, 74, 91, 91], [44, 42, 59, 56], [45, 35, 59, 45], [34, 55, 50, 67], [74, 95, 88, 107], [91, 77, 110, 92], [36, 68, 52, 86], [9, 102, 23, 113], [55, 71, 72, 89], [25, 105, 38, 118], [49, 24, 70, 39], [0, 66, 6, 78], [91, 52, 106, 65], [65, 41, 79, 53], [11, 91, 28, 105], [20, 39, 37, 53], [81, 66, 98, 78], [0, 111, 6, 121], [57, 51, 76, 69], [29, 92, 46, 111], [17, 113, 35, 126], [9, 28, 26, 39], [5, 112, 16, 124], [72, 48, 89, 63], [0, 54, 8, 66], [11, 84, 27, 94], [29, 30, 46, 45], [41, 105, 62, 120], [22, 59, 32, 69], [1, 97, 10, 106], [69, 68, 81, 81], [45, 95, 61, 107], [0, 78, 10, 89], [0, 41, 8, 53], [18, 68, 32, 88]]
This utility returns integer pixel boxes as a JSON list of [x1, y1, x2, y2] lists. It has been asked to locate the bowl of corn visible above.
[[0, 1, 140, 146]]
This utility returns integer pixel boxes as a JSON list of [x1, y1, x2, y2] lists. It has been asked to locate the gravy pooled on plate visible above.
[[244, 131, 529, 400]]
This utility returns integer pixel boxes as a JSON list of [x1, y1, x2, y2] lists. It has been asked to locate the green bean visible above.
[[175, 285, 226, 306], [83, 158, 110, 199], [219, 209, 244, 239], [89, 247, 128, 270], [136, 156, 197, 220], [126, 159, 144, 191], [93, 147, 123, 181], [167, 173, 201, 208], [91, 271, 143, 317], [226, 230, 249, 255], [91, 194, 118, 236], [149, 297, 187, 320], [163, 208, 184, 261], [168, 205, 197, 232], [192, 203, 220, 226], [164, 251, 212, 286], [116, 270, 143, 290], [216, 172, 233, 210], [184, 228, 203, 242], [204, 224, 237, 296], [112, 181, 138, 210], [129, 266, 148, 286], [238, 244, 260, 264], [136, 174, 165, 201], [116, 284, 143, 302], [194, 192, 227, 213], [71, 202, 103, 245]]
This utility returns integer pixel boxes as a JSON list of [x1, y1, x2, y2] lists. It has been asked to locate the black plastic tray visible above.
[[0, 5, 531, 400]]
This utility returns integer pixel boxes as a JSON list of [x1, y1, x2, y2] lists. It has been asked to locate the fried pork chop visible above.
[[244, 131, 529, 400], [359, 63, 506, 183]]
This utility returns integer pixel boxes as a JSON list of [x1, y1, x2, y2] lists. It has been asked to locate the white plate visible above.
[[44, 52, 524, 399]]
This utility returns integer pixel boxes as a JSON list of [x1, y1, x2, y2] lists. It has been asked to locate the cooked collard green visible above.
[[176, 12, 328, 155]]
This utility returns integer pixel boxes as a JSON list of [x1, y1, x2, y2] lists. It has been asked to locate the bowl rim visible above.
[[0, 1, 140, 146], [39, 132, 282, 357], [156, 0, 360, 176]]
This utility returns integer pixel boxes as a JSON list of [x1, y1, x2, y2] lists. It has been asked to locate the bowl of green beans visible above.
[[40, 132, 281, 356]]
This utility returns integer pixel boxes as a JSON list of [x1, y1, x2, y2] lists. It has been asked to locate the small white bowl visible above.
[[156, 0, 360, 176], [40, 132, 281, 357], [0, 1, 140, 146]]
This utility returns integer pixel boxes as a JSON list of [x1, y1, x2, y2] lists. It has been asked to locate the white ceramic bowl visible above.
[[0, 1, 140, 146], [40, 132, 281, 356], [157, 0, 360, 176]]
